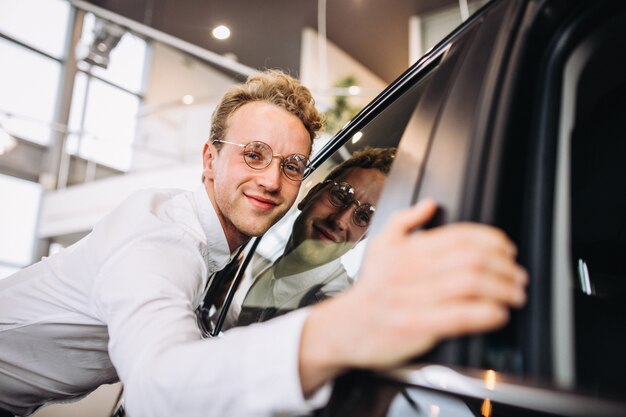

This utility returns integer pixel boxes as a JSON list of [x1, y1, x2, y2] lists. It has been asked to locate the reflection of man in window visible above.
[[232, 147, 396, 326]]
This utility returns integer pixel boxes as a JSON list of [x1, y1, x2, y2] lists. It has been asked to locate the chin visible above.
[[294, 239, 340, 262], [240, 225, 270, 238], [238, 218, 276, 237]]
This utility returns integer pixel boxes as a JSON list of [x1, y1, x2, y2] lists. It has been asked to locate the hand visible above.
[[299, 199, 528, 394]]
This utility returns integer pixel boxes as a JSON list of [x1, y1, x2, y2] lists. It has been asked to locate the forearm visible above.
[[95, 240, 328, 415], [117, 309, 325, 416], [299, 297, 350, 396]]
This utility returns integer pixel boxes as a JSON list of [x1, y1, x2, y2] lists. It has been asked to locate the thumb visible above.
[[386, 198, 438, 237]]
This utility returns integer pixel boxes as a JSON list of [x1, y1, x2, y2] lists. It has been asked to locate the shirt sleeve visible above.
[[91, 231, 331, 416]]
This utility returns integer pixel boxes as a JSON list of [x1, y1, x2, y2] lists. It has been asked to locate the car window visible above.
[[568, 16, 626, 399], [209, 67, 441, 332]]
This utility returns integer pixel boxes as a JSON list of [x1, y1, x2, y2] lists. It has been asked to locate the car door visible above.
[[202, 0, 626, 415], [319, 0, 626, 416]]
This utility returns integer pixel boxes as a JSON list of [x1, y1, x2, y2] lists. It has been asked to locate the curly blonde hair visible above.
[[326, 146, 397, 181], [210, 70, 323, 150]]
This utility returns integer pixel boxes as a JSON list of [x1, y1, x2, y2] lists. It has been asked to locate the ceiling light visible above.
[[182, 95, 194, 105], [81, 19, 125, 69], [212, 25, 231, 40], [351, 131, 363, 144], [348, 85, 361, 96]]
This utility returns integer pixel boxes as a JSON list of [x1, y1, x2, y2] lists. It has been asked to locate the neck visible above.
[[274, 255, 309, 278], [203, 179, 250, 254], [227, 233, 250, 254], [275, 242, 323, 278]]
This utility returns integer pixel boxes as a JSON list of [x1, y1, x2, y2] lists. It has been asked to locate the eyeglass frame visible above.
[[322, 180, 376, 227], [211, 139, 312, 181]]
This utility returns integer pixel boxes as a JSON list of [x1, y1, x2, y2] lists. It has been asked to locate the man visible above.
[[0, 70, 527, 416], [229, 147, 395, 327]]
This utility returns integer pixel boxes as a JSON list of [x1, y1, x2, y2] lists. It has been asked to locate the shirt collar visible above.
[[193, 185, 234, 273]]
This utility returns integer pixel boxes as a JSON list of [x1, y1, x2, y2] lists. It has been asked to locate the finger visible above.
[[383, 199, 438, 238], [431, 265, 527, 308], [416, 300, 511, 339], [415, 222, 518, 258], [384, 259, 526, 311], [420, 245, 528, 287]]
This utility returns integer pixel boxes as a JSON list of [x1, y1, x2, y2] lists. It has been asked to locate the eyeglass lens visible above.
[[242, 141, 309, 181], [328, 182, 375, 227]]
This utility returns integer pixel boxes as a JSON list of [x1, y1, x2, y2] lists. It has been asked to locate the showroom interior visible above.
[[1, 0, 485, 414]]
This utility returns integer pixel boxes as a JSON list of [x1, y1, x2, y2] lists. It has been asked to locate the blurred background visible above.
[[0, 0, 485, 413]]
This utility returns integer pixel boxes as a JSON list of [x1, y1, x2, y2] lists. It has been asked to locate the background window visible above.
[[0, 173, 41, 280], [67, 12, 148, 171], [0, 37, 62, 144], [0, 0, 70, 59], [67, 75, 141, 170], [77, 12, 148, 94]]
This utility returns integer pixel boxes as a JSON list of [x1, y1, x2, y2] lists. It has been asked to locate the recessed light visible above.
[[351, 131, 363, 144], [212, 25, 231, 40], [348, 85, 361, 95], [182, 95, 194, 105]]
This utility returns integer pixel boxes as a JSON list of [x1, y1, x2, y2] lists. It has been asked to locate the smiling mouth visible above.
[[246, 194, 279, 211], [312, 223, 342, 243]]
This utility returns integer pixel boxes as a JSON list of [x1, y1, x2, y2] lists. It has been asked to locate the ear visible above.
[[202, 141, 217, 181], [297, 181, 325, 210]]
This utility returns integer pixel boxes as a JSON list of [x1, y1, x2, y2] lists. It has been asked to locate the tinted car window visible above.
[[215, 67, 440, 331], [568, 14, 626, 398]]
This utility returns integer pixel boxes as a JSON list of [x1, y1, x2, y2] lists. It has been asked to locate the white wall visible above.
[[133, 42, 237, 171], [409, 0, 489, 65], [39, 163, 200, 238], [300, 27, 386, 112]]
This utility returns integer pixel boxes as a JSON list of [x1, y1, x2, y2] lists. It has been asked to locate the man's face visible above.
[[202, 101, 311, 249], [289, 167, 386, 266]]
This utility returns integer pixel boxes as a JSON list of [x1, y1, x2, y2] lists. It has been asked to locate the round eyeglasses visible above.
[[212, 139, 311, 181], [324, 180, 376, 227]]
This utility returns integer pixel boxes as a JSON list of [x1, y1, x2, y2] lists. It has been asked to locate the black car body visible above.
[[210, 0, 626, 415]]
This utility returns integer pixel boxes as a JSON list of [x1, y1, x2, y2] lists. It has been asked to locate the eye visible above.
[[284, 156, 306, 171], [244, 150, 263, 161], [329, 188, 352, 207], [244, 141, 272, 166], [284, 163, 301, 173], [354, 206, 375, 227], [282, 155, 308, 179]]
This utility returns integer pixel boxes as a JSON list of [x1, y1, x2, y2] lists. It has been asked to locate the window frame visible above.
[[407, 0, 523, 367]]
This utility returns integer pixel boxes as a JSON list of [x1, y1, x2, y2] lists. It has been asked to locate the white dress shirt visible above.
[[224, 253, 353, 329], [0, 187, 330, 416]]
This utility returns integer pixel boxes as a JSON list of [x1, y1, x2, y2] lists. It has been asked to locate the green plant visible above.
[[324, 75, 362, 134]]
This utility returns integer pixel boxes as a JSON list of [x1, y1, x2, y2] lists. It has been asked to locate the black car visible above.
[[205, 0, 626, 415]]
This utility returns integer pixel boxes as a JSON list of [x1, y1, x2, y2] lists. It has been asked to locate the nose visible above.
[[255, 156, 283, 191], [328, 204, 354, 231]]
